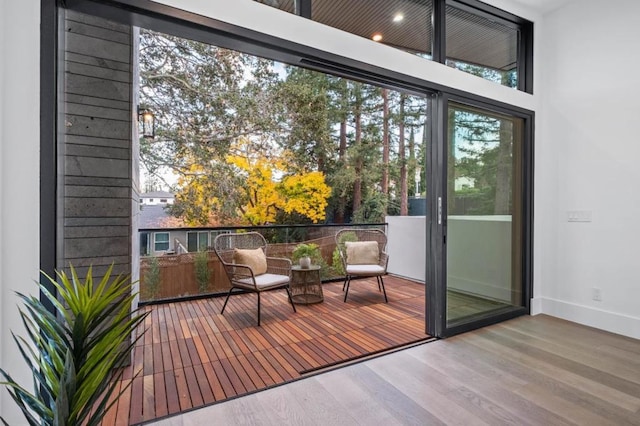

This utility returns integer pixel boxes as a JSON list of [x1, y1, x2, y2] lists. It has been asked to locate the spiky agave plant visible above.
[[0, 264, 148, 426]]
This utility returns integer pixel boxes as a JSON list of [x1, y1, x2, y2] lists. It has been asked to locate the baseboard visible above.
[[535, 297, 640, 340], [530, 297, 543, 315]]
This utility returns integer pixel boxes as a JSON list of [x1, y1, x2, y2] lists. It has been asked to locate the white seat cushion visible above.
[[237, 273, 290, 289], [346, 264, 385, 276]]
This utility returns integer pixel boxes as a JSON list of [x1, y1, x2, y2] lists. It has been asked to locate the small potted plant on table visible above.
[[292, 243, 320, 269]]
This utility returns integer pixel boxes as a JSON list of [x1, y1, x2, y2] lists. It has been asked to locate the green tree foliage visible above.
[[450, 108, 514, 215], [139, 30, 434, 225], [140, 29, 284, 224]]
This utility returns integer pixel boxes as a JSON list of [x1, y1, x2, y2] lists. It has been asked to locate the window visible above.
[[254, 0, 532, 92], [445, 4, 519, 89], [187, 231, 209, 252], [140, 232, 150, 256], [257, 0, 433, 58], [160, 198, 167, 203], [154, 232, 169, 251]]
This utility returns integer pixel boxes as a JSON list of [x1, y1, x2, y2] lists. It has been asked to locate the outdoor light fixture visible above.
[[372, 33, 383, 42], [138, 106, 155, 139]]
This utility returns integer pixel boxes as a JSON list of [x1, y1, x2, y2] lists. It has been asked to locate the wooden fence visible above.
[[139, 231, 361, 302]]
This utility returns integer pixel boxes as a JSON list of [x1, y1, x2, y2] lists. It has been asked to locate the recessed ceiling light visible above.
[[393, 13, 404, 22], [372, 33, 383, 42]]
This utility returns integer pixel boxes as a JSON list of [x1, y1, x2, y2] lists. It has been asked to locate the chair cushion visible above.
[[346, 264, 385, 276], [345, 241, 379, 265], [233, 248, 267, 275], [237, 273, 290, 289]]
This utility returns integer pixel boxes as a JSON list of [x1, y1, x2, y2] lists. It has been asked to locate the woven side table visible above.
[[290, 265, 323, 304]]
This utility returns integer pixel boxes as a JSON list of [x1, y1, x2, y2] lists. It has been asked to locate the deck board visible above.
[[110, 275, 428, 425]]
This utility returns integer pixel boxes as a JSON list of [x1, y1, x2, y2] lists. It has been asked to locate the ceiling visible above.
[[509, 0, 574, 14], [256, 0, 520, 72]]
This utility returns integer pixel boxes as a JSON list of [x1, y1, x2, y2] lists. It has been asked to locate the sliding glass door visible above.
[[428, 97, 531, 337]]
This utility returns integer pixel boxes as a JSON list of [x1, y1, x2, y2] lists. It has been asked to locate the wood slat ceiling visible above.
[[256, 0, 518, 72], [446, 5, 518, 71]]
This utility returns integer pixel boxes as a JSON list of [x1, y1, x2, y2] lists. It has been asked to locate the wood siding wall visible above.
[[62, 10, 133, 278]]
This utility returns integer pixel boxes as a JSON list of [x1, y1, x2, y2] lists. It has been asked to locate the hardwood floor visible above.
[[106, 276, 429, 425], [149, 314, 640, 426]]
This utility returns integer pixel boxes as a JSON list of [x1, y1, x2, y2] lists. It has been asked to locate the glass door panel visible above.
[[445, 102, 525, 328]]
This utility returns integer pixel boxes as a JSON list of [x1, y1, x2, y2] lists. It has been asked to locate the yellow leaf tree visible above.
[[228, 144, 331, 225], [281, 172, 331, 223]]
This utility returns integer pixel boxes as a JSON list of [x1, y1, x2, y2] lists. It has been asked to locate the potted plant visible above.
[[292, 243, 320, 269], [0, 264, 147, 425]]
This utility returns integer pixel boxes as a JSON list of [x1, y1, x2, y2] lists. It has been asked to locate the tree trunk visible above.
[[494, 119, 512, 214], [399, 94, 408, 216], [408, 127, 416, 197], [353, 97, 362, 213], [381, 89, 390, 197], [339, 117, 347, 159], [335, 115, 348, 223]]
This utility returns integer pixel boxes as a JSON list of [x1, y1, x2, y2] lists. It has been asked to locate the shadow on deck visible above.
[[107, 275, 430, 425]]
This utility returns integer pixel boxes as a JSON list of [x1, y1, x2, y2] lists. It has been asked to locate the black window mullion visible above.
[[432, 0, 446, 64], [295, 0, 311, 18], [519, 21, 534, 93]]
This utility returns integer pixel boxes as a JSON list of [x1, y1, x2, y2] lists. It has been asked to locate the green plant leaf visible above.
[[1, 264, 148, 425]]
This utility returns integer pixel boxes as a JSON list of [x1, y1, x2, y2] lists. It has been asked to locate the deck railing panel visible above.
[[139, 223, 385, 303]]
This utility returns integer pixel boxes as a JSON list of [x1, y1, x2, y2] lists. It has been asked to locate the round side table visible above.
[[290, 265, 323, 304]]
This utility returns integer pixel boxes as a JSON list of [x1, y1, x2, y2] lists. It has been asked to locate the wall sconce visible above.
[[138, 106, 155, 139]]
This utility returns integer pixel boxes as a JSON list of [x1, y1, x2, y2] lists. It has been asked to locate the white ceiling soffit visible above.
[[509, 0, 574, 14]]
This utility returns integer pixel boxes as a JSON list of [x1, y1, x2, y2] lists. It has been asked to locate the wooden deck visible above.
[[150, 315, 640, 426], [107, 275, 429, 425]]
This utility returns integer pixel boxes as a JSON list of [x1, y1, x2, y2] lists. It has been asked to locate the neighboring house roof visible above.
[[139, 204, 187, 229], [141, 190, 174, 199]]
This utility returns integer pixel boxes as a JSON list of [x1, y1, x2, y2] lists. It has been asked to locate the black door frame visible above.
[[427, 93, 534, 338], [42, 0, 534, 338]]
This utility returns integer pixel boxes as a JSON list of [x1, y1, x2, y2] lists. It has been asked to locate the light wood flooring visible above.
[[149, 314, 640, 426]]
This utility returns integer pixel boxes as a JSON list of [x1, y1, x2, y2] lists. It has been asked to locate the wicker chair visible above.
[[213, 232, 296, 326], [335, 228, 389, 303]]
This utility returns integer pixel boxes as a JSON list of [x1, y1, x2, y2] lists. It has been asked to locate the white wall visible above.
[[0, 0, 41, 422], [536, 0, 640, 338], [386, 216, 427, 282], [387, 216, 515, 302]]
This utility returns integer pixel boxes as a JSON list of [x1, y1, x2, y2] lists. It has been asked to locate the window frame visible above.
[[154, 232, 170, 252], [187, 231, 210, 252], [255, 0, 533, 93]]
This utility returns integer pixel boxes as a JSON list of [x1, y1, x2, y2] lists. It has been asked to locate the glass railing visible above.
[[138, 223, 386, 303]]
